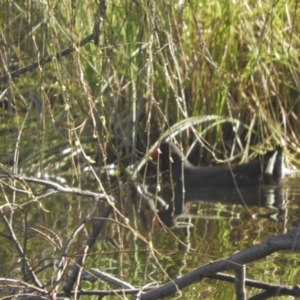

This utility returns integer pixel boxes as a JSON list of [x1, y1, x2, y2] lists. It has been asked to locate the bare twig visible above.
[[62, 204, 113, 297], [234, 264, 246, 300], [0, 0, 106, 83], [0, 174, 114, 202], [0, 278, 48, 294], [0, 206, 43, 288], [90, 268, 136, 289]]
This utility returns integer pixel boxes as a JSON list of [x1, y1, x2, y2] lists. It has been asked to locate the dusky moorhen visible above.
[[152, 141, 283, 223], [154, 141, 282, 188]]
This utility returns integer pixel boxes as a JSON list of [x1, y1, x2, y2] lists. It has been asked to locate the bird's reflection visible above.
[[143, 184, 285, 228]]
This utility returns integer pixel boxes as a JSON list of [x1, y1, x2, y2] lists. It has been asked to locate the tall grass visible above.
[[0, 0, 300, 297], [1, 0, 299, 174]]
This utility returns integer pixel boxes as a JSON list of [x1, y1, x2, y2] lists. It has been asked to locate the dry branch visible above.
[[140, 226, 300, 299], [62, 205, 114, 297]]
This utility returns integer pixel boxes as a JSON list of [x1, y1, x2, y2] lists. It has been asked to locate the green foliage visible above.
[[1, 0, 300, 298], [1, 0, 300, 175]]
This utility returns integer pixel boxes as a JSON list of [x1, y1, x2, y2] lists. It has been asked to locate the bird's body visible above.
[[157, 142, 282, 189]]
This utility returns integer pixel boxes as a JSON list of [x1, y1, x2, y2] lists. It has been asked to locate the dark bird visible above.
[[151, 141, 283, 226]]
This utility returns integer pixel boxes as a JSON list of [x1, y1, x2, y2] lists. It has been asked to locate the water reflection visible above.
[[141, 176, 300, 228]]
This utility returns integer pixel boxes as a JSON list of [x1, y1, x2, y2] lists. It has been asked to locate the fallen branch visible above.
[[140, 226, 300, 299]]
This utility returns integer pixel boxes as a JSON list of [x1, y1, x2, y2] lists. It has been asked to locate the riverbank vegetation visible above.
[[1, 0, 300, 298]]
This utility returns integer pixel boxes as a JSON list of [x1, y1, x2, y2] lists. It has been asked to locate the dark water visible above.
[[1, 173, 300, 299]]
